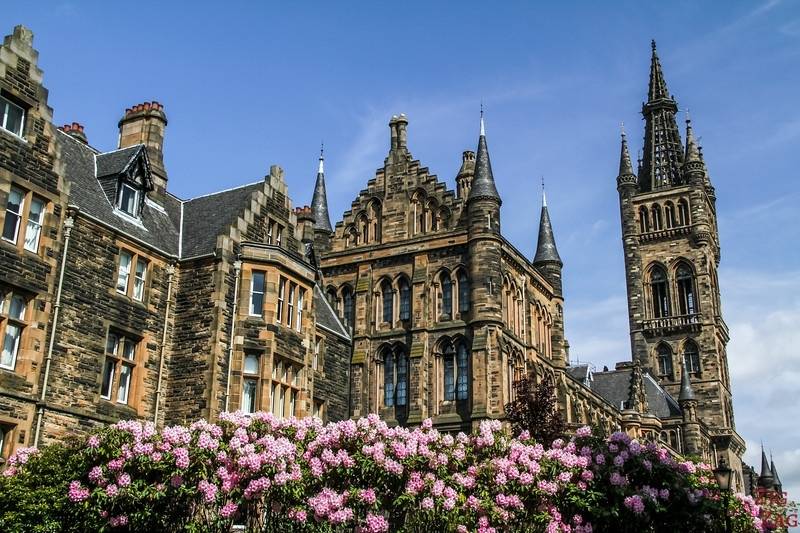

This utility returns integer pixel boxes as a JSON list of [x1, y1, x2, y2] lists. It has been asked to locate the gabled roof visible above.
[[96, 145, 145, 179], [57, 131, 181, 256], [180, 182, 264, 259], [589, 367, 682, 418], [312, 284, 350, 341]]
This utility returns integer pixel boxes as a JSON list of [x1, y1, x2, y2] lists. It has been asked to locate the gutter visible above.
[[223, 260, 243, 412], [153, 263, 176, 424], [33, 208, 77, 447]]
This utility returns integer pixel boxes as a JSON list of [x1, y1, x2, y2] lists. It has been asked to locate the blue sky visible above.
[[7, 0, 799, 499]]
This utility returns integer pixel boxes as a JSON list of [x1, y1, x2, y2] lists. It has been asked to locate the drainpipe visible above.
[[223, 260, 242, 412], [33, 208, 77, 447], [153, 263, 176, 424]]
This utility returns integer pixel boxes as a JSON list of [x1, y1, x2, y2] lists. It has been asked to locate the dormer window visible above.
[[0, 96, 25, 137], [117, 183, 140, 217]]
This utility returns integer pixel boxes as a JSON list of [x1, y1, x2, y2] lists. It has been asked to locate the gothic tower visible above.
[[466, 112, 504, 425], [616, 42, 744, 482]]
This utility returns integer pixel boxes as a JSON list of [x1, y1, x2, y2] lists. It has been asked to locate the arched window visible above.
[[341, 286, 354, 329], [368, 200, 381, 244], [412, 191, 426, 235], [458, 271, 470, 314], [396, 350, 408, 406], [650, 266, 670, 318], [383, 345, 409, 408], [441, 273, 452, 319], [441, 339, 470, 402], [639, 207, 650, 233], [384, 347, 395, 407], [443, 342, 456, 401], [677, 198, 690, 226], [664, 202, 676, 229], [346, 226, 357, 248], [676, 264, 697, 315], [325, 286, 337, 307], [381, 280, 393, 324], [358, 213, 369, 244], [456, 341, 469, 400], [399, 278, 411, 321], [683, 341, 700, 374], [657, 344, 673, 377], [427, 200, 439, 231], [651, 204, 663, 231]]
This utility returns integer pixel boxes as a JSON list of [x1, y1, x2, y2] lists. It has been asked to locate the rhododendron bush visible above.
[[0, 413, 762, 532]]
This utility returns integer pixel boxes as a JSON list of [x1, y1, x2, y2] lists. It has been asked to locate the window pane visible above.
[[384, 351, 394, 407], [117, 364, 132, 403], [382, 283, 392, 323], [2, 188, 23, 243], [3, 99, 24, 136], [289, 389, 296, 417], [106, 333, 119, 354], [244, 354, 259, 375], [276, 278, 285, 322], [100, 359, 115, 399], [459, 274, 470, 313], [121, 338, 136, 360], [9, 295, 26, 320], [1, 324, 21, 369], [287, 284, 295, 327], [444, 350, 455, 401], [250, 272, 265, 315], [442, 277, 452, 317], [119, 185, 138, 216], [457, 343, 469, 400], [399, 281, 410, 321], [23, 198, 44, 252], [396, 354, 408, 407], [296, 290, 304, 332], [242, 378, 257, 414], [278, 386, 285, 418], [133, 260, 147, 301], [271, 383, 278, 414], [117, 252, 132, 293]]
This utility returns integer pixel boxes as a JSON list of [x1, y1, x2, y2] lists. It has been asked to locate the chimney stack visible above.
[[388, 113, 409, 154], [118, 101, 168, 196], [59, 122, 88, 144]]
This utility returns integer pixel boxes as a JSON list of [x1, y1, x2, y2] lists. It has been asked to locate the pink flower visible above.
[[364, 513, 389, 533], [220, 502, 238, 518], [117, 473, 131, 487], [359, 488, 377, 505], [421, 497, 434, 510], [624, 495, 645, 514], [87, 435, 101, 448], [68, 480, 90, 502], [105, 484, 119, 498], [576, 426, 592, 438]]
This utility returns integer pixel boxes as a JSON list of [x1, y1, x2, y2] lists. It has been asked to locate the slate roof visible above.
[[533, 204, 561, 265], [96, 145, 144, 178], [312, 285, 350, 340], [57, 131, 181, 256], [56, 131, 272, 260], [589, 368, 682, 418], [566, 364, 591, 384], [180, 182, 264, 258], [467, 130, 501, 203]]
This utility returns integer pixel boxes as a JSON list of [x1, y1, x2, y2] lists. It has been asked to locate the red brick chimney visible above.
[[118, 101, 168, 196], [59, 122, 87, 144]]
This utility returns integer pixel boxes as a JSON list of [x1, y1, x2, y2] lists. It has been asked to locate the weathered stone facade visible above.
[[0, 25, 752, 491], [0, 26, 351, 461]]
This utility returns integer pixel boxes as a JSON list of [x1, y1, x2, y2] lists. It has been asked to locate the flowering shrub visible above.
[[0, 413, 763, 532]]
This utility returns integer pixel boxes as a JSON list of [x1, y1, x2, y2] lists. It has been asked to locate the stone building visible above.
[[0, 25, 351, 459], [0, 25, 768, 492]]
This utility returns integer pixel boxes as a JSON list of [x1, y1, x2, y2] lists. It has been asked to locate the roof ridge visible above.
[[184, 180, 264, 202], [55, 128, 101, 154]]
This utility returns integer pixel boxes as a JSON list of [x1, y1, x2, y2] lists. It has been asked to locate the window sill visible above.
[[111, 208, 146, 229], [0, 127, 28, 144]]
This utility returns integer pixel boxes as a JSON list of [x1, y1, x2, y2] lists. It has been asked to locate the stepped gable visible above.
[[56, 130, 181, 256], [331, 114, 465, 249]]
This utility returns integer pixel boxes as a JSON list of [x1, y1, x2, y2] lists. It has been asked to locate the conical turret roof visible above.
[[619, 130, 636, 178], [684, 118, 701, 164], [467, 113, 501, 204], [533, 189, 561, 265], [310, 147, 333, 232]]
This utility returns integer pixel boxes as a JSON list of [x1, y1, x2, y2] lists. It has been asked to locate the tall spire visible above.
[[310, 144, 333, 233], [468, 108, 501, 204], [684, 116, 701, 164], [758, 445, 775, 488], [640, 40, 684, 191], [648, 40, 671, 102], [770, 453, 783, 490], [618, 126, 636, 178], [533, 186, 562, 266], [678, 359, 695, 401]]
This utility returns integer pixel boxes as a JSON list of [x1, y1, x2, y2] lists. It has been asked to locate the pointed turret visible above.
[[467, 112, 501, 204], [310, 146, 333, 233], [770, 454, 783, 492], [617, 128, 638, 190], [684, 118, 701, 164], [533, 189, 562, 266], [758, 446, 775, 489], [679, 359, 696, 401], [640, 41, 684, 191]]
